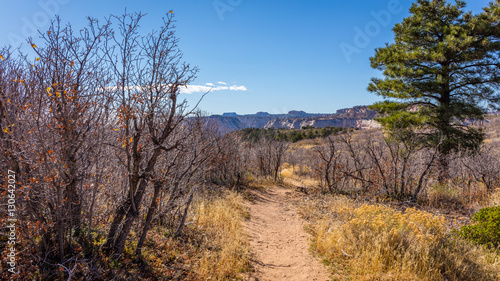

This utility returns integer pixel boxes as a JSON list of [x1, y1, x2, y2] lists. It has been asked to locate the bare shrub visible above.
[[455, 145, 500, 192], [252, 138, 290, 182], [101, 12, 201, 257], [313, 136, 345, 193], [205, 132, 247, 187], [310, 130, 439, 199]]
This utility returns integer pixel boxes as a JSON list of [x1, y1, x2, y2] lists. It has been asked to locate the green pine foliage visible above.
[[368, 0, 500, 155]]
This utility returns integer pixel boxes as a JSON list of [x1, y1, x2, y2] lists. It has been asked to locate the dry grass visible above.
[[488, 188, 500, 207], [281, 163, 321, 189], [124, 190, 250, 280], [190, 191, 251, 280], [419, 182, 493, 214], [291, 138, 322, 149], [298, 195, 500, 281]]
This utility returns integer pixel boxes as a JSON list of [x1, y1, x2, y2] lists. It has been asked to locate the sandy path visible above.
[[243, 186, 330, 281]]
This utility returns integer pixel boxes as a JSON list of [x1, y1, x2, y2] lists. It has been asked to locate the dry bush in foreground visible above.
[[0, 11, 255, 280]]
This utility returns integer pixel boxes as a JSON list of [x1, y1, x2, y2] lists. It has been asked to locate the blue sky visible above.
[[0, 0, 493, 115]]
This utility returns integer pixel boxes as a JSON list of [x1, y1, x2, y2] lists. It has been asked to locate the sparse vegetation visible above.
[[298, 196, 500, 280]]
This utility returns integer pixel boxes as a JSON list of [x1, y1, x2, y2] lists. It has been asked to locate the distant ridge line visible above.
[[205, 105, 380, 133]]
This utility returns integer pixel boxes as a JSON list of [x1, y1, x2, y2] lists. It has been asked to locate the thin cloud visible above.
[[179, 83, 247, 94], [229, 85, 247, 91], [104, 82, 247, 94]]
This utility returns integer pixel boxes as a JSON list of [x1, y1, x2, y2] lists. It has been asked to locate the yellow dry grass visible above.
[[488, 188, 500, 207], [298, 195, 500, 281], [281, 163, 321, 189], [136, 191, 250, 280], [291, 138, 322, 149], [191, 191, 250, 280]]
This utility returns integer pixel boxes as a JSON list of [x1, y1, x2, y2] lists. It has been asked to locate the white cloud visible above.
[[217, 81, 227, 85], [105, 82, 246, 95], [180, 85, 212, 94], [229, 85, 247, 91], [179, 83, 248, 94]]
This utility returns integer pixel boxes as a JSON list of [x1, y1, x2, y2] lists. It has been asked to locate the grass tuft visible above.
[[299, 195, 500, 281], [191, 191, 251, 280]]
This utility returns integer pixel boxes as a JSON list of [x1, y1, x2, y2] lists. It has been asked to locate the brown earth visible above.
[[243, 185, 330, 281]]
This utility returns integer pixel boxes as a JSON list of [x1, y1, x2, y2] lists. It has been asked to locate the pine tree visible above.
[[368, 0, 500, 179]]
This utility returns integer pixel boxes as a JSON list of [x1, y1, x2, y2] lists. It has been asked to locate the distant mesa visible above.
[[206, 105, 382, 133], [287, 110, 308, 117], [208, 105, 495, 133], [255, 112, 270, 116]]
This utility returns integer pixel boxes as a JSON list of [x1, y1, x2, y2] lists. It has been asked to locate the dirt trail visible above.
[[243, 185, 330, 281]]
